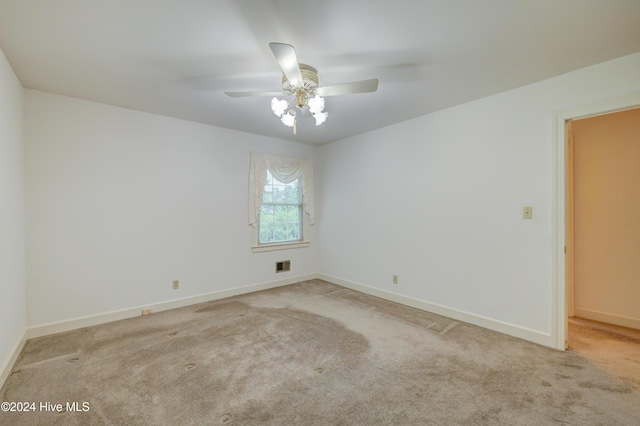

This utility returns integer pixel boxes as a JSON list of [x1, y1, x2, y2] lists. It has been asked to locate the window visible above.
[[249, 152, 314, 252], [259, 171, 303, 244]]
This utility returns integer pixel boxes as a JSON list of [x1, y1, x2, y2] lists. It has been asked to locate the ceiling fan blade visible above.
[[269, 42, 303, 87], [225, 91, 284, 97], [315, 79, 379, 97]]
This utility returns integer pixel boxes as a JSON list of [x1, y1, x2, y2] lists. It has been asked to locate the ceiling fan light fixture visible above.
[[294, 90, 308, 109], [281, 110, 296, 127], [271, 97, 288, 117], [313, 111, 328, 126], [308, 95, 325, 115]]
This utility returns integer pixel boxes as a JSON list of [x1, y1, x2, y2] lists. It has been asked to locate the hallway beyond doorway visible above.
[[568, 316, 640, 392]]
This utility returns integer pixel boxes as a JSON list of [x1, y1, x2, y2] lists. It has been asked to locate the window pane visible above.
[[283, 182, 300, 203], [263, 171, 301, 204], [272, 184, 286, 202], [259, 172, 302, 245], [274, 205, 299, 222], [259, 222, 301, 243], [259, 204, 301, 244]]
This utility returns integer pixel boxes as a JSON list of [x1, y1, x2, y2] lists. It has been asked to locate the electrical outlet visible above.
[[172, 280, 180, 290], [142, 308, 152, 315], [523, 206, 533, 219], [393, 275, 398, 285]]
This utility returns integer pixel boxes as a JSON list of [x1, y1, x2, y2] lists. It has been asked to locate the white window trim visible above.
[[249, 152, 314, 252]]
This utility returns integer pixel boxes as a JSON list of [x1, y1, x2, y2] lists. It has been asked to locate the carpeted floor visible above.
[[568, 316, 640, 392], [1, 279, 639, 425]]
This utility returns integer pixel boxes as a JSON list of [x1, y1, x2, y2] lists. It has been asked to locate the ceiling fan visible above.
[[225, 43, 378, 134]]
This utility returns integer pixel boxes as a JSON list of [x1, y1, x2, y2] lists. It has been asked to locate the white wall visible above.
[[317, 53, 640, 345], [25, 90, 318, 327], [19, 51, 640, 347], [0, 49, 26, 378]]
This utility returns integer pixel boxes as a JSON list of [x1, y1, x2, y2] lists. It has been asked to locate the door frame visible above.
[[552, 93, 640, 350]]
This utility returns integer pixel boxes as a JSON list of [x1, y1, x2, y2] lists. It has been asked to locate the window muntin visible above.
[[258, 171, 303, 245]]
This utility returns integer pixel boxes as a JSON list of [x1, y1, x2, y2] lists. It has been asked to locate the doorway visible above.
[[560, 105, 640, 390], [553, 94, 640, 351], [567, 107, 640, 330]]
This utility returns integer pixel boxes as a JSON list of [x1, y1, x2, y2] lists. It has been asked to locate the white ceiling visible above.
[[1, 1, 640, 146]]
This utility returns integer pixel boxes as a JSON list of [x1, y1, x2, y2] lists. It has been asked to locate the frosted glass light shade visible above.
[[308, 95, 325, 114], [313, 111, 328, 126], [281, 110, 296, 127], [271, 98, 288, 117], [271, 95, 326, 129]]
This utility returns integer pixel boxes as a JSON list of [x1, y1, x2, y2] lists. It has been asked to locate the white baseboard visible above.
[[1, 332, 27, 390], [319, 273, 554, 348], [574, 307, 640, 330], [26, 273, 320, 339]]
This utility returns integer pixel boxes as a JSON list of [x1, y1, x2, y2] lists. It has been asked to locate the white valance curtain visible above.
[[248, 151, 315, 227]]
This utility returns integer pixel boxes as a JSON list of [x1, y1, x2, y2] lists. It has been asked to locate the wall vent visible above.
[[275, 260, 291, 273]]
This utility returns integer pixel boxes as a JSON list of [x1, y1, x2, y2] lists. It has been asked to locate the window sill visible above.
[[251, 241, 310, 253]]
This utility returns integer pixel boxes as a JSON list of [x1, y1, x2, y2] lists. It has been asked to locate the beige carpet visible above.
[[1, 280, 639, 425], [568, 317, 640, 391]]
